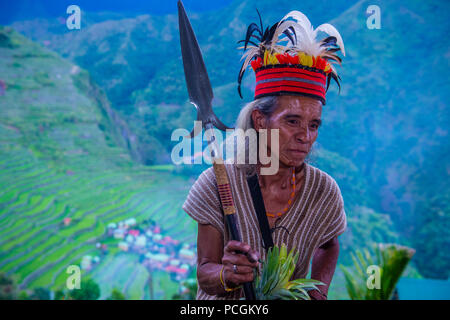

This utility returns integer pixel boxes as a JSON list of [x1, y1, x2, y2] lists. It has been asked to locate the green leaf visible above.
[[255, 244, 321, 300], [340, 243, 415, 300]]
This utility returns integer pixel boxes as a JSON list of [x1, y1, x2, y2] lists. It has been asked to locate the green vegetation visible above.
[[0, 272, 18, 300], [27, 287, 51, 300], [341, 244, 415, 300], [107, 287, 126, 300], [0, 26, 196, 299], [254, 244, 323, 300], [172, 278, 198, 300], [68, 278, 101, 300]]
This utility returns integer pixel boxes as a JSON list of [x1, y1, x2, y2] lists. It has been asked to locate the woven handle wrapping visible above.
[[212, 160, 236, 216], [212, 159, 256, 300]]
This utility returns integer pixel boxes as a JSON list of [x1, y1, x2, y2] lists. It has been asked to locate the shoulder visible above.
[[306, 164, 344, 205], [307, 164, 340, 190], [190, 167, 218, 201], [199, 163, 240, 183], [198, 166, 216, 184], [306, 165, 347, 238], [183, 166, 231, 234], [192, 163, 240, 194]]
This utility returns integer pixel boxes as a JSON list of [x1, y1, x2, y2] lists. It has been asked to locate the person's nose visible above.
[[295, 122, 311, 144]]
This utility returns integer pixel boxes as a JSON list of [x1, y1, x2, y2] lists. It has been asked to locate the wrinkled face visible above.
[[252, 95, 322, 167]]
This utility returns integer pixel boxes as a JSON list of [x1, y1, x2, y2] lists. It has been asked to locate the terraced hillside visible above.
[[0, 26, 197, 298]]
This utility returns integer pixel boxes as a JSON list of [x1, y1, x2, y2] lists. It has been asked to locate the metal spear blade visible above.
[[177, 0, 232, 138]]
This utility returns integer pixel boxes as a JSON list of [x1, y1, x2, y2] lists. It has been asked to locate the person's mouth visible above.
[[288, 149, 308, 155]]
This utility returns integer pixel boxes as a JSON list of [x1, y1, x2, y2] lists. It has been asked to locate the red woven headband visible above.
[[254, 64, 327, 105]]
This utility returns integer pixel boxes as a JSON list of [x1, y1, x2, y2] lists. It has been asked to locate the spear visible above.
[[177, 0, 256, 300]]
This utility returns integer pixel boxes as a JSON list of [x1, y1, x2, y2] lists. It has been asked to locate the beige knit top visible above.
[[182, 163, 347, 300]]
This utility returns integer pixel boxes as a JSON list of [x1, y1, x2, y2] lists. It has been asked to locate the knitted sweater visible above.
[[182, 163, 347, 300]]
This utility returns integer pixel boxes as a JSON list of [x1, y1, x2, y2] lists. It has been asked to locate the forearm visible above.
[[196, 224, 228, 296], [310, 237, 340, 296], [197, 261, 227, 296]]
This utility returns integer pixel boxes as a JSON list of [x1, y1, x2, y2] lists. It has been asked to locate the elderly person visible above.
[[182, 10, 347, 300]]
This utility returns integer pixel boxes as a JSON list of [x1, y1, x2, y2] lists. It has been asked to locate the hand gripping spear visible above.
[[177, 0, 256, 300]]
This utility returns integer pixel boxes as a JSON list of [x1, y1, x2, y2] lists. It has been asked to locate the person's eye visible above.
[[310, 123, 319, 130], [287, 119, 298, 125]]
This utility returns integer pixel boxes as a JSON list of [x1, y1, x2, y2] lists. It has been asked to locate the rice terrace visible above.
[[0, 26, 198, 299]]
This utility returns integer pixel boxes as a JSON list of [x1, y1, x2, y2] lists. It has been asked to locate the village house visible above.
[[105, 217, 197, 281], [118, 242, 129, 252], [113, 228, 125, 239]]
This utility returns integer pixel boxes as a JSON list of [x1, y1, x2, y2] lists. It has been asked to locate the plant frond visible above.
[[254, 244, 322, 300]]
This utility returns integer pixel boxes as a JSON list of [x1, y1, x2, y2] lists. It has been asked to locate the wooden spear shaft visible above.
[[204, 124, 256, 300]]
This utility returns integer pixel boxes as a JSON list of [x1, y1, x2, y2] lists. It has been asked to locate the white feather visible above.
[[315, 23, 346, 56], [279, 10, 345, 57], [239, 46, 260, 73], [279, 11, 320, 56], [270, 20, 297, 50], [281, 10, 313, 38]]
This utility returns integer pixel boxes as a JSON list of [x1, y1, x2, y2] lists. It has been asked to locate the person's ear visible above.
[[251, 109, 267, 131]]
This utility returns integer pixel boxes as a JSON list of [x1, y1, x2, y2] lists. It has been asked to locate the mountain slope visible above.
[[0, 26, 196, 296]]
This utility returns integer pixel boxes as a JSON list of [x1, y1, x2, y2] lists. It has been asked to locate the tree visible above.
[[68, 278, 100, 300], [172, 278, 197, 300], [0, 273, 17, 300], [54, 289, 65, 300], [106, 288, 125, 300], [410, 193, 450, 279], [29, 287, 51, 300]]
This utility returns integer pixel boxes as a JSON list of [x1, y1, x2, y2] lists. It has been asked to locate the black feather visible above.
[[238, 83, 243, 99], [262, 26, 270, 42], [326, 74, 331, 91], [237, 39, 259, 48], [243, 23, 262, 50], [288, 26, 297, 45], [250, 34, 262, 41], [320, 36, 337, 47], [237, 60, 247, 98], [266, 22, 278, 44], [325, 72, 341, 93], [282, 30, 295, 46], [330, 72, 341, 93], [326, 48, 341, 53], [256, 8, 264, 37], [323, 55, 342, 63]]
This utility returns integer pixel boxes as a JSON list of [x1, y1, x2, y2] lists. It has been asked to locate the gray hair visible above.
[[232, 96, 279, 176]]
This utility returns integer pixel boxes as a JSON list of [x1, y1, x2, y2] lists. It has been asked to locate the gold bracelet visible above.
[[219, 265, 240, 292]]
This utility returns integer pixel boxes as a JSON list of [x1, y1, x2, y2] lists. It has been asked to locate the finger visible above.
[[224, 241, 251, 254], [230, 273, 255, 285], [224, 241, 258, 264], [222, 253, 258, 267], [228, 264, 254, 274], [224, 269, 254, 286], [246, 248, 260, 264]]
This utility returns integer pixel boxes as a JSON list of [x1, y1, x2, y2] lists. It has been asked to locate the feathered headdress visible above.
[[237, 10, 345, 105]]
